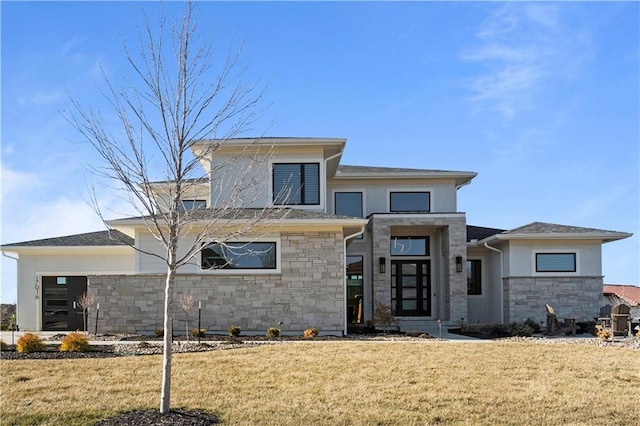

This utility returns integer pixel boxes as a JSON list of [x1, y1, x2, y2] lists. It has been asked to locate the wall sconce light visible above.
[[455, 256, 463, 273], [379, 257, 386, 274]]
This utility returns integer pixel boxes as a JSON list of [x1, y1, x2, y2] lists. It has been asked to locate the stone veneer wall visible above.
[[370, 215, 467, 325], [503, 276, 604, 324], [87, 231, 344, 335]]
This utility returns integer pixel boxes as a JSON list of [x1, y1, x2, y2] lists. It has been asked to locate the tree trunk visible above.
[[159, 267, 175, 414]]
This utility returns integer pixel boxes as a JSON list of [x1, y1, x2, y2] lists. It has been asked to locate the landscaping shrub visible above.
[[524, 318, 541, 334], [60, 332, 91, 352], [16, 332, 45, 353], [154, 328, 164, 337], [191, 328, 206, 338], [227, 325, 241, 337], [509, 322, 534, 337], [0, 339, 7, 351], [303, 327, 319, 338], [596, 327, 612, 341], [266, 327, 281, 338]]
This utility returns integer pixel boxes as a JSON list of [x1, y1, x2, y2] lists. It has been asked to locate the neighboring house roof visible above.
[[334, 164, 477, 187], [467, 225, 506, 242], [478, 222, 632, 244], [603, 285, 640, 307], [1, 230, 133, 249]]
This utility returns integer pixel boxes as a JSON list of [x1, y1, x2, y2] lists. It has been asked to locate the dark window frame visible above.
[[201, 241, 277, 270], [389, 191, 430, 213], [180, 199, 207, 211], [272, 162, 320, 206], [334, 191, 363, 218], [535, 253, 577, 273], [467, 259, 482, 295]]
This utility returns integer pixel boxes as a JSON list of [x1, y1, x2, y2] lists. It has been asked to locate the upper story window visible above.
[[273, 163, 320, 205], [335, 192, 363, 217], [536, 253, 576, 273], [180, 199, 207, 211], [390, 192, 430, 213], [467, 259, 482, 295], [201, 242, 277, 270], [390, 236, 430, 256]]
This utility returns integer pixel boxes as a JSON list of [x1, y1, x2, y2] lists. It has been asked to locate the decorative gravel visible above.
[[502, 336, 640, 350]]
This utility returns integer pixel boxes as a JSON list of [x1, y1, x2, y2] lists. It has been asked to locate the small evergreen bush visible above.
[[154, 328, 164, 337], [60, 332, 91, 352], [266, 327, 281, 338], [303, 327, 319, 338], [509, 322, 534, 337], [227, 325, 241, 337], [524, 318, 541, 334], [0, 339, 7, 351], [16, 332, 45, 353]]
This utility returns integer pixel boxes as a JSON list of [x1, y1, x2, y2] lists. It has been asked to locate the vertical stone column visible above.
[[446, 218, 468, 323], [371, 218, 391, 308]]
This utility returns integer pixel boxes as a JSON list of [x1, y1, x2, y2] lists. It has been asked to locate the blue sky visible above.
[[1, 1, 638, 303]]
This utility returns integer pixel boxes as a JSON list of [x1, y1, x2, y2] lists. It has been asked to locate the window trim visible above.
[[390, 236, 430, 257], [333, 190, 364, 218], [271, 162, 321, 206], [535, 252, 578, 273], [199, 238, 282, 274], [180, 199, 207, 211], [387, 189, 432, 213]]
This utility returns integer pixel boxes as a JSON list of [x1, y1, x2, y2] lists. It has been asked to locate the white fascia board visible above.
[[333, 171, 477, 185], [0, 246, 134, 255]]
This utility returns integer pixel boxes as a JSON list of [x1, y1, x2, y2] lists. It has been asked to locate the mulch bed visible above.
[[95, 408, 219, 425], [0, 344, 120, 360]]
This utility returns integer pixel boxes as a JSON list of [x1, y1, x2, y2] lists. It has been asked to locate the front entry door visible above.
[[391, 260, 431, 316], [42, 276, 87, 331]]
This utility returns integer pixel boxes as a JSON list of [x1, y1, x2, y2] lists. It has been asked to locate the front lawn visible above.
[[1, 341, 638, 425]]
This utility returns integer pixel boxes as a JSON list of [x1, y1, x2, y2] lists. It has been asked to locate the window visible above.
[[390, 192, 430, 213], [536, 253, 576, 272], [273, 163, 320, 205], [467, 259, 482, 295], [346, 256, 364, 323], [201, 242, 277, 270], [180, 199, 207, 211], [335, 192, 363, 217], [390, 236, 429, 256]]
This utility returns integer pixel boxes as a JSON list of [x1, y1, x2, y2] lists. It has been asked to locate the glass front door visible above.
[[42, 276, 87, 331], [391, 260, 431, 316]]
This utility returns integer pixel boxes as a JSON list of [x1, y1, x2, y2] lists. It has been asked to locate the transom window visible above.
[[273, 163, 320, 205], [536, 253, 576, 272], [390, 192, 430, 213], [390, 236, 430, 256], [467, 259, 482, 295], [201, 242, 277, 270], [180, 199, 207, 211]]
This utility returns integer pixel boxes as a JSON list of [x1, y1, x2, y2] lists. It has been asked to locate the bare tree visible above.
[[65, 1, 287, 415], [177, 292, 195, 342], [76, 292, 96, 333]]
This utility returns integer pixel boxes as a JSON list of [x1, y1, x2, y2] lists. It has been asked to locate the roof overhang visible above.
[[479, 231, 633, 245], [333, 171, 477, 187]]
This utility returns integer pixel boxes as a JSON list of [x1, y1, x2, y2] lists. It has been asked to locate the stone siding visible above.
[[88, 231, 344, 335], [503, 276, 604, 324], [370, 214, 467, 326]]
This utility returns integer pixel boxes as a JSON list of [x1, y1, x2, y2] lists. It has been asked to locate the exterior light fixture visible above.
[[456, 256, 463, 273], [379, 257, 386, 274]]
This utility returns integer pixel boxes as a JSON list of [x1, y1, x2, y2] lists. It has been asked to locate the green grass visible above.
[[1, 341, 639, 425]]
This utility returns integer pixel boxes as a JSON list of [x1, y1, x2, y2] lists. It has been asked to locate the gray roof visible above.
[[1, 230, 133, 248], [337, 165, 475, 175], [505, 222, 626, 235], [109, 207, 365, 224], [467, 225, 505, 242]]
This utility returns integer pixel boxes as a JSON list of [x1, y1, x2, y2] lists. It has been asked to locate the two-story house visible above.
[[1, 138, 632, 334]]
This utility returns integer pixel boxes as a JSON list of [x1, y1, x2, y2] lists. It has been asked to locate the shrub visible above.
[[303, 327, 319, 338], [227, 325, 241, 337], [596, 327, 612, 341], [524, 318, 541, 334], [509, 322, 534, 337], [16, 333, 45, 353], [266, 327, 281, 338], [0, 339, 7, 351], [60, 332, 91, 352], [373, 302, 397, 332], [154, 328, 164, 337], [191, 328, 206, 338]]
